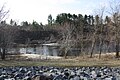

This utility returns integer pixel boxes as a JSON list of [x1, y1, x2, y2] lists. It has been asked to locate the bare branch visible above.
[[0, 5, 9, 22]]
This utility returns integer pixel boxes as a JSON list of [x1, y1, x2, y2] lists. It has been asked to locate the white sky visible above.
[[0, 0, 112, 24]]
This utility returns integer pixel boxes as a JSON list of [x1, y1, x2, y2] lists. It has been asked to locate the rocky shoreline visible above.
[[0, 66, 120, 80]]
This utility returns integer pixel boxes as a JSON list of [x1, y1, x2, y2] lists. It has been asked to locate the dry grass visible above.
[[0, 53, 120, 67]]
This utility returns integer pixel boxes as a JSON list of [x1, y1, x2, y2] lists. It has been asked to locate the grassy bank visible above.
[[0, 58, 120, 67], [0, 53, 120, 67]]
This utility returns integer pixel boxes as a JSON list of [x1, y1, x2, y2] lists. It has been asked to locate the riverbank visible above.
[[0, 54, 120, 79], [0, 52, 119, 67], [0, 58, 120, 67], [0, 59, 120, 67]]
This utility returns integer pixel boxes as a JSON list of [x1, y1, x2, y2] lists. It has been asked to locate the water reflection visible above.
[[8, 43, 60, 57]]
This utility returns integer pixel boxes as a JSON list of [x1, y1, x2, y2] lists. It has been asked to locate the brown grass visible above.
[[0, 53, 120, 67]]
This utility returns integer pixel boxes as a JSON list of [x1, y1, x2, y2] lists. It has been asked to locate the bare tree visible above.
[[108, 1, 120, 58], [90, 15, 99, 58], [59, 22, 76, 58], [0, 5, 19, 60], [0, 24, 18, 60], [98, 7, 105, 58], [90, 7, 105, 58], [113, 13, 120, 58]]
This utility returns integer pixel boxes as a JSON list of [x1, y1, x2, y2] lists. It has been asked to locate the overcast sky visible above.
[[0, 0, 113, 24]]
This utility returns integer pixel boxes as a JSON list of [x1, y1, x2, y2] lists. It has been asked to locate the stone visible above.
[[73, 75, 80, 80], [53, 75, 63, 80], [23, 76, 31, 80], [19, 68, 27, 73], [26, 71, 32, 76], [0, 66, 120, 80], [91, 70, 97, 78], [0, 75, 5, 80], [104, 77, 112, 80]]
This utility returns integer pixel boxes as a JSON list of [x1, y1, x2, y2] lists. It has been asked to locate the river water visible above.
[[7, 45, 59, 56]]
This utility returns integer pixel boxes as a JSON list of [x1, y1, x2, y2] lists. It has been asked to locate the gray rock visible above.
[[53, 75, 63, 80], [23, 76, 31, 80], [91, 70, 97, 78], [73, 75, 80, 80]]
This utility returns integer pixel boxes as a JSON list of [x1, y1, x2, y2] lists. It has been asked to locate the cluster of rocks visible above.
[[0, 66, 120, 80]]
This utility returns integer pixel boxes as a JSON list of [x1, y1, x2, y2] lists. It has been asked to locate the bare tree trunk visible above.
[[80, 35, 84, 56], [64, 48, 68, 59], [106, 41, 110, 53], [99, 25, 104, 59], [1, 48, 6, 60], [99, 40, 103, 59], [0, 49, 2, 60], [90, 39, 96, 58], [115, 39, 119, 58]]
